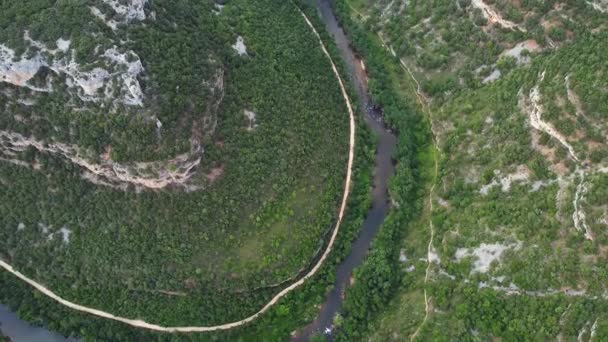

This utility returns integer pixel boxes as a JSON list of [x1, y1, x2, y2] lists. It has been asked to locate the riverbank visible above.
[[294, 0, 397, 338], [0, 305, 72, 342], [314, 0, 435, 339]]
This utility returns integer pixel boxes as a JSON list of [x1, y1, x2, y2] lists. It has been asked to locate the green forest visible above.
[[0, 0, 356, 333], [2, 0, 607, 340]]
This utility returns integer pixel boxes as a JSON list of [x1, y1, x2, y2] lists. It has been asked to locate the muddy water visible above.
[[295, 0, 397, 339]]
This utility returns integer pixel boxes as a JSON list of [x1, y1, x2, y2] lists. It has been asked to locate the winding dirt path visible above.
[[0, 4, 356, 333]]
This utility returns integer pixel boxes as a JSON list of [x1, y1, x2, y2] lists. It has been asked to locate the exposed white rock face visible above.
[[0, 58, 224, 190], [470, 0, 526, 32], [428, 246, 441, 264], [1, 36, 145, 107], [38, 222, 50, 234], [57, 227, 72, 243], [56, 38, 71, 52], [519, 72, 579, 162], [0, 2, 228, 192], [0, 44, 47, 90], [102, 0, 148, 21], [529, 179, 558, 192], [399, 249, 408, 262], [572, 169, 593, 240], [587, 0, 608, 13], [437, 197, 449, 207], [89, 6, 119, 30], [89, 0, 148, 30], [244, 110, 258, 131], [565, 75, 589, 119], [232, 36, 248, 56], [35, 223, 73, 243], [501, 40, 541, 64], [103, 47, 144, 106], [51, 60, 110, 97], [213, 3, 225, 15], [0, 130, 203, 190], [380, 0, 396, 18], [455, 241, 521, 273], [482, 69, 501, 84], [479, 165, 531, 195], [497, 166, 530, 191]]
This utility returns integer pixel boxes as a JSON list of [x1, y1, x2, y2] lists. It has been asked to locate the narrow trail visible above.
[[0, 4, 357, 333], [409, 157, 438, 341], [397, 55, 440, 341]]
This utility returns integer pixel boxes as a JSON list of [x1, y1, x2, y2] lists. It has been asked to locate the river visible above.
[[0, 0, 394, 340], [295, 0, 397, 339], [0, 305, 72, 341]]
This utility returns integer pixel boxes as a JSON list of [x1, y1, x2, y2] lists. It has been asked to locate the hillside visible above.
[[369, 0, 607, 98], [2, 0, 607, 340], [333, 0, 608, 340], [0, 0, 224, 189], [0, 0, 352, 328]]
